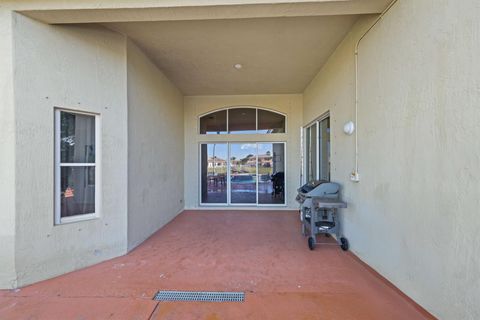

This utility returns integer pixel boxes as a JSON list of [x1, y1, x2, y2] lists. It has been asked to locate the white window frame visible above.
[[198, 106, 288, 135], [54, 108, 101, 225]]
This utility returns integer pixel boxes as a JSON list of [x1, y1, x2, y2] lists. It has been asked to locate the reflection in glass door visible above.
[[200, 142, 286, 206], [258, 143, 285, 205], [200, 143, 228, 204], [318, 117, 330, 181], [230, 143, 257, 204]]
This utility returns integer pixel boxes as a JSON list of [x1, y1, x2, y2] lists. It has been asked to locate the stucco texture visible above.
[[0, 10, 17, 289], [303, 1, 480, 319], [12, 14, 129, 287], [6, 14, 187, 285], [126, 40, 184, 250]]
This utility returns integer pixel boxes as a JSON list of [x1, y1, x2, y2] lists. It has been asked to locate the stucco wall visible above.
[[12, 14, 129, 287], [184, 94, 303, 209], [126, 40, 184, 250], [303, 1, 480, 319], [0, 10, 17, 289]]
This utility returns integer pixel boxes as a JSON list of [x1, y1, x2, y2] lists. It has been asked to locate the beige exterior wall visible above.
[[303, 1, 480, 319], [12, 14, 129, 287], [2, 13, 186, 286], [184, 94, 303, 209], [0, 10, 17, 289], [126, 40, 184, 250]]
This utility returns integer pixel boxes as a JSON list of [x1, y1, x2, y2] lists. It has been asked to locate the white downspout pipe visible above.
[[352, 0, 399, 182]]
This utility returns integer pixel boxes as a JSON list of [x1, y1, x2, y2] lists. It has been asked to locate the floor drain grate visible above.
[[153, 291, 245, 302]]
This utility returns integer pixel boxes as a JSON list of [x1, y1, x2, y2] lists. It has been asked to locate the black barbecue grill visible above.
[[296, 180, 349, 251]]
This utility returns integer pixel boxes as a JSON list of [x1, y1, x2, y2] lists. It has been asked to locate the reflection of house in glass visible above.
[[250, 152, 273, 167], [207, 156, 227, 168]]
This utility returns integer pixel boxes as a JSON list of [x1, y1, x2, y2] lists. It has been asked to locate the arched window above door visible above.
[[199, 107, 286, 135]]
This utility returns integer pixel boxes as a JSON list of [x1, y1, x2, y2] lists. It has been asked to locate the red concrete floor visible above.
[[0, 210, 435, 320]]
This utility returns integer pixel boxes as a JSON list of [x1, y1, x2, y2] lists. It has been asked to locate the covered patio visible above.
[[0, 211, 432, 319], [1, 0, 479, 319]]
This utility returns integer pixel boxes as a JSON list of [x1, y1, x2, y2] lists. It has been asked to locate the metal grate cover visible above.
[[153, 290, 244, 302]]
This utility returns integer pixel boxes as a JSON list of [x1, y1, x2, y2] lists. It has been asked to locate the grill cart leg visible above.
[[300, 209, 306, 236], [308, 210, 317, 250], [332, 208, 349, 251], [308, 237, 316, 250]]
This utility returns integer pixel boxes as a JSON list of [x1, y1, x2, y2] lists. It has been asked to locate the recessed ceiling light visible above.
[[234, 63, 243, 70]]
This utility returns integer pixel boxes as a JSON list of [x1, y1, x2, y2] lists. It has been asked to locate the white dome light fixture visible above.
[[234, 63, 243, 70], [343, 121, 355, 135]]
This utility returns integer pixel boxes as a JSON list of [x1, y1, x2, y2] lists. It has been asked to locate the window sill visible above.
[[56, 213, 99, 225]]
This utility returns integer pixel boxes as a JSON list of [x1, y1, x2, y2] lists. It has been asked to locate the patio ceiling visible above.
[[20, 0, 392, 95], [106, 15, 359, 95]]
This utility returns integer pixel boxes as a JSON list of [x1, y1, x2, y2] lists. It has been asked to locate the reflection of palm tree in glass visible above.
[[213, 144, 216, 175], [230, 143, 257, 204]]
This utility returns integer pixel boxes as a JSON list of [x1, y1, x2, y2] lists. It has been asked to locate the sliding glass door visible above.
[[200, 143, 228, 204], [305, 122, 318, 183], [258, 143, 285, 205], [304, 115, 330, 183], [200, 142, 285, 206], [230, 143, 257, 204]]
